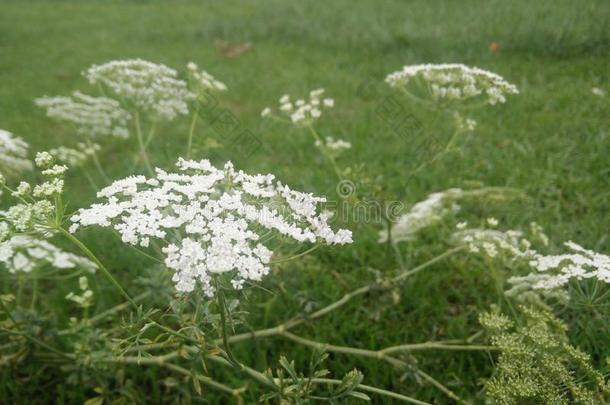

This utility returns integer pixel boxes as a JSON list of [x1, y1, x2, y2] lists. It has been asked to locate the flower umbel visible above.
[[70, 158, 352, 295], [35, 91, 131, 139], [386, 63, 518, 105], [0, 129, 33, 176], [85, 59, 194, 121], [262, 88, 335, 125]]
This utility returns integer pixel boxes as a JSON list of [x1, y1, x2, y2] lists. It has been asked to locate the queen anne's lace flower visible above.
[[0, 129, 33, 175], [527, 242, 610, 289], [49, 142, 101, 167], [35, 91, 131, 138], [70, 158, 352, 296], [314, 137, 351, 152], [380, 188, 463, 243], [85, 59, 194, 120], [0, 235, 96, 273], [452, 228, 532, 258], [186, 62, 227, 94], [386, 64, 518, 105], [262, 89, 335, 125]]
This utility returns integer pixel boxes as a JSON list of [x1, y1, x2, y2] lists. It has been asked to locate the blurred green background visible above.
[[1, 0, 609, 403]]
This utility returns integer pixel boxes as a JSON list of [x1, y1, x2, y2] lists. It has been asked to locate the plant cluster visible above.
[[1, 59, 608, 404]]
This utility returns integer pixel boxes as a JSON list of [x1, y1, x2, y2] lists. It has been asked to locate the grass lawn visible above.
[[1, 0, 609, 403]]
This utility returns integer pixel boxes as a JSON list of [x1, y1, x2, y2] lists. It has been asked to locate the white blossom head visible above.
[[385, 64, 518, 105], [35, 92, 131, 139], [380, 188, 463, 243], [0, 129, 33, 176], [527, 242, 610, 290], [85, 59, 194, 121], [49, 142, 101, 167], [1, 151, 69, 235], [315, 137, 352, 154], [70, 158, 352, 296], [0, 235, 96, 273], [262, 88, 335, 126], [186, 62, 227, 95]]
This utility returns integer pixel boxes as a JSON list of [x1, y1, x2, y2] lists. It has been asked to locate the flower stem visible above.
[[186, 104, 200, 159], [56, 226, 136, 308], [307, 125, 343, 179], [134, 112, 154, 176]]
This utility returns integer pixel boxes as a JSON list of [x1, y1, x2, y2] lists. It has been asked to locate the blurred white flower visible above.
[[314, 136, 352, 152], [85, 59, 194, 120], [0, 235, 96, 273], [35, 91, 131, 138], [186, 61, 227, 94], [49, 142, 101, 167], [0, 129, 33, 176], [591, 87, 606, 97], [380, 188, 463, 243]]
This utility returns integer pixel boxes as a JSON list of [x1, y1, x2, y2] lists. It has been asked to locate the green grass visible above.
[[1, 0, 609, 403]]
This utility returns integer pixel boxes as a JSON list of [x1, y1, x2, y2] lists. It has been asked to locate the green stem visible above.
[[186, 105, 200, 159], [307, 125, 343, 179], [87, 139, 110, 183], [217, 285, 239, 367], [304, 378, 431, 405], [134, 112, 154, 176], [56, 227, 136, 308]]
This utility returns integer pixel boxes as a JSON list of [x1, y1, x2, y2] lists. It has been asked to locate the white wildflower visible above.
[[41, 165, 68, 177], [527, 241, 610, 289], [0, 129, 33, 175], [261, 107, 271, 117], [487, 217, 498, 227], [49, 143, 100, 167], [186, 61, 227, 95], [0, 235, 96, 273], [85, 59, 194, 121], [591, 87, 606, 97], [262, 88, 334, 125], [380, 188, 463, 243], [35, 151, 54, 169], [33, 178, 64, 198], [315, 136, 352, 152], [70, 158, 352, 296], [456, 221, 468, 230], [386, 63, 518, 105], [453, 227, 535, 259], [12, 182, 31, 198], [65, 276, 94, 308], [35, 91, 131, 138]]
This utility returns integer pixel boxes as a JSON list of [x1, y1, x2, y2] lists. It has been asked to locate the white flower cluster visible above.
[[452, 227, 532, 258], [385, 64, 518, 105], [453, 112, 477, 132], [65, 276, 94, 308], [49, 142, 101, 167], [315, 136, 352, 152], [35, 91, 131, 139], [380, 188, 463, 243], [186, 62, 227, 94], [70, 158, 352, 296], [0, 152, 67, 235], [455, 219, 609, 300], [0, 129, 33, 176], [85, 59, 194, 120], [0, 235, 96, 273], [262, 89, 335, 125], [526, 241, 610, 290], [591, 87, 606, 98]]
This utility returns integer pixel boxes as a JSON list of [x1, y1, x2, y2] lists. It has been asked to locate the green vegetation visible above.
[[0, 0, 608, 403]]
